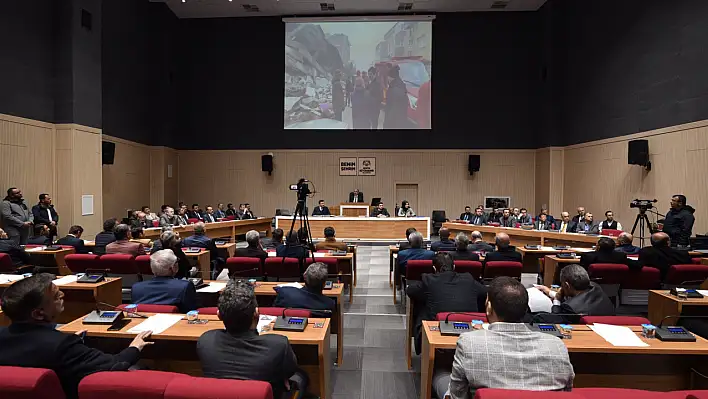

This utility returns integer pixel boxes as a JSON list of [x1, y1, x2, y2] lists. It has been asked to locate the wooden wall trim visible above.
[[55, 123, 102, 135], [177, 148, 537, 154], [563, 119, 708, 150], [0, 113, 54, 129]]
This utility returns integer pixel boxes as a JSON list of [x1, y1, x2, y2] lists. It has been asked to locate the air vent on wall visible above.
[[320, 3, 335, 11], [398, 3, 413, 11], [242, 4, 260, 12], [491, 0, 509, 9]]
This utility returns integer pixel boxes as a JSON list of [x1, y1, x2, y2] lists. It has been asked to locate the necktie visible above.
[[561, 223, 567, 233]]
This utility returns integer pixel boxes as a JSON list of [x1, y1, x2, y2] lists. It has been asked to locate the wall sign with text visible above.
[[339, 157, 357, 176], [358, 157, 376, 176]]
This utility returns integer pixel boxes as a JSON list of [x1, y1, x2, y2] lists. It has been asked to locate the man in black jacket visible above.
[[638, 232, 693, 279], [398, 227, 418, 250], [556, 212, 577, 234], [467, 231, 494, 253], [311, 200, 331, 216], [407, 252, 486, 354], [536, 264, 614, 324], [459, 206, 473, 222], [470, 207, 487, 226], [662, 194, 695, 248], [234, 230, 267, 262], [56, 225, 90, 254], [450, 233, 480, 261], [31, 193, 58, 239], [197, 279, 306, 398], [484, 233, 522, 263], [430, 227, 456, 252], [93, 218, 117, 255], [579, 237, 629, 270], [0, 228, 31, 269], [0, 274, 152, 399]]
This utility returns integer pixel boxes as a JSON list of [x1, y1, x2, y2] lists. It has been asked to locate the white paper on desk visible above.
[[83, 240, 94, 245], [257, 315, 277, 334], [277, 282, 303, 289], [527, 287, 553, 313], [25, 246, 46, 252], [697, 290, 708, 297], [573, 248, 594, 253], [53, 275, 78, 285], [589, 323, 649, 347], [127, 314, 184, 335], [197, 282, 227, 293], [0, 274, 25, 283]]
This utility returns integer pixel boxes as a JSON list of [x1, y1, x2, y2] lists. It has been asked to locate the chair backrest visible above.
[[474, 388, 582, 398], [454, 260, 483, 280], [99, 254, 138, 274], [0, 366, 65, 399], [259, 307, 311, 318], [164, 376, 273, 399], [0, 253, 16, 272], [579, 315, 650, 326], [601, 229, 623, 237], [587, 263, 630, 285], [187, 218, 198, 224], [152, 220, 159, 227], [664, 264, 708, 286], [405, 260, 434, 281], [135, 255, 152, 275], [263, 257, 301, 280], [622, 267, 661, 290], [483, 261, 522, 279], [226, 257, 262, 278], [197, 307, 218, 315], [64, 254, 101, 273], [692, 258, 703, 265], [306, 257, 341, 275], [117, 304, 180, 313], [487, 222, 501, 227], [436, 312, 487, 323], [431, 210, 446, 222]]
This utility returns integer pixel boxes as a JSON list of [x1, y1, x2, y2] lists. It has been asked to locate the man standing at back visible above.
[[662, 194, 695, 248], [1, 187, 33, 245], [31, 193, 58, 240], [435, 277, 574, 399]]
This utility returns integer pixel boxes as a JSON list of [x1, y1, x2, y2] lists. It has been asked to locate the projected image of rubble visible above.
[[285, 21, 432, 130]]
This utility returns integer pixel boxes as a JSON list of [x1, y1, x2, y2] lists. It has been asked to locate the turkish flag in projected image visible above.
[[284, 20, 432, 130]]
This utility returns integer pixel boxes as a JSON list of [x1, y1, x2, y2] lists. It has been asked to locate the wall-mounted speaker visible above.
[[468, 155, 480, 175], [628, 139, 651, 171], [102, 141, 115, 165], [261, 154, 273, 175]]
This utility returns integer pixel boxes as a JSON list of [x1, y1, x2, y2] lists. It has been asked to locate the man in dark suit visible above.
[[407, 252, 487, 353], [234, 230, 267, 262], [187, 204, 204, 221], [484, 233, 522, 263], [203, 205, 217, 223], [183, 222, 221, 268], [533, 213, 553, 230], [312, 200, 331, 216], [431, 227, 456, 252], [348, 189, 364, 203], [241, 203, 255, 220], [615, 232, 640, 255], [571, 206, 586, 224], [197, 280, 306, 399], [276, 230, 308, 260], [56, 225, 89, 254], [556, 212, 577, 233], [579, 237, 629, 270], [27, 224, 53, 245], [0, 228, 31, 269], [274, 262, 335, 316], [0, 274, 153, 399], [576, 213, 600, 234], [517, 208, 533, 225], [397, 231, 434, 274], [262, 228, 283, 250], [371, 202, 390, 218], [467, 231, 495, 253], [105, 224, 145, 257], [215, 203, 227, 219], [459, 206, 473, 222], [637, 232, 692, 279], [31, 193, 58, 239], [470, 207, 487, 226], [224, 203, 237, 217], [93, 218, 117, 255], [398, 227, 418, 250], [131, 249, 197, 313], [536, 264, 615, 324], [663, 194, 695, 248], [450, 233, 480, 261]]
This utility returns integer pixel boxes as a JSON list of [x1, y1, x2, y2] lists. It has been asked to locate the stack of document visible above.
[[0, 274, 25, 283], [589, 323, 649, 347], [277, 282, 303, 289], [53, 275, 78, 286], [196, 282, 227, 293], [128, 314, 184, 335], [257, 315, 277, 333]]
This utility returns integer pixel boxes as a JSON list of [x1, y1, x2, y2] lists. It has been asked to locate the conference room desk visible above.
[[516, 246, 593, 274], [25, 247, 75, 275], [0, 277, 121, 324], [141, 218, 272, 242], [420, 321, 708, 398], [275, 216, 431, 241], [183, 249, 211, 279], [197, 281, 344, 366], [265, 251, 354, 302], [443, 223, 616, 248], [59, 314, 331, 399], [648, 290, 708, 325]]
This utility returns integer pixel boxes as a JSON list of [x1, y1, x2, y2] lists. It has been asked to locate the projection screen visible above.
[[284, 16, 433, 130]]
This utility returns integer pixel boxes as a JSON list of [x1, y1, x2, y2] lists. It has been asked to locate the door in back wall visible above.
[[395, 183, 419, 216]]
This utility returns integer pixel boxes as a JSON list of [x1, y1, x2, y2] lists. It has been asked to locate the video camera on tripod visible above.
[[630, 199, 657, 212], [289, 178, 311, 202], [629, 199, 658, 247]]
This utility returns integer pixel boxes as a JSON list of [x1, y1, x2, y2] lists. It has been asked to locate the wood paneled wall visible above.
[[535, 149, 550, 214], [562, 120, 708, 238], [177, 150, 538, 220]]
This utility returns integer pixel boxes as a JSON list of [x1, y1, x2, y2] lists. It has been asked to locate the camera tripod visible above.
[[283, 180, 316, 265], [630, 209, 654, 247]]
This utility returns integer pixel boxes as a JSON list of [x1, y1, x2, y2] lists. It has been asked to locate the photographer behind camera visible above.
[[662, 194, 695, 248]]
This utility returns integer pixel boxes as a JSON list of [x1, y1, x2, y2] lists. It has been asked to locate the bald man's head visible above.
[[618, 232, 634, 245], [651, 232, 670, 248], [495, 232, 511, 248]]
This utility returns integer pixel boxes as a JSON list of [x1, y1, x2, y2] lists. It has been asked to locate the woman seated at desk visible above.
[[398, 200, 416, 217]]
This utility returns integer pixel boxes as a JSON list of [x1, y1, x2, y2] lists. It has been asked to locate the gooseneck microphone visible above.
[[273, 308, 333, 332]]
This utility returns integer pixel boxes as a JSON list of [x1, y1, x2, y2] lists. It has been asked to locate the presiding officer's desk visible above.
[[59, 314, 331, 399], [275, 216, 431, 241], [443, 222, 617, 248], [142, 218, 273, 242], [420, 320, 708, 399]]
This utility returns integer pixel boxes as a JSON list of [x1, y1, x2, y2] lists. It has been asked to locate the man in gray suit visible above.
[[434, 276, 574, 399], [1, 188, 33, 245], [576, 212, 600, 234]]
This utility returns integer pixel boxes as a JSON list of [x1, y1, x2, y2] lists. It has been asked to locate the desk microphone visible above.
[[439, 312, 486, 336], [527, 313, 586, 338], [653, 315, 708, 342], [97, 301, 148, 319], [273, 308, 332, 332]]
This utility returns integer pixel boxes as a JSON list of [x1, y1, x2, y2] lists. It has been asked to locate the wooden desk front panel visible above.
[[277, 217, 430, 240], [143, 218, 272, 241], [443, 223, 611, 248]]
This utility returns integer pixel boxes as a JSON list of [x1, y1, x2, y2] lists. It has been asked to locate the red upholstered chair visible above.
[[197, 307, 218, 315], [187, 218, 198, 224], [64, 254, 101, 273], [164, 376, 273, 399], [454, 260, 483, 280], [263, 257, 300, 281], [487, 222, 501, 227], [572, 388, 675, 398], [664, 264, 708, 287], [0, 366, 65, 399], [0, 252, 17, 273], [224, 215, 237, 221], [135, 255, 152, 276], [152, 220, 159, 227], [620, 266, 661, 306], [405, 260, 434, 281], [226, 257, 262, 278], [588, 263, 630, 284], [483, 261, 522, 280], [436, 312, 488, 323], [692, 258, 703, 265], [579, 315, 651, 326], [99, 254, 141, 299], [117, 304, 180, 313], [601, 229, 624, 237], [259, 307, 311, 318], [79, 370, 182, 399], [473, 388, 582, 398]]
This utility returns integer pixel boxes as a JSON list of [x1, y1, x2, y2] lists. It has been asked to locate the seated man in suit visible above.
[[31, 193, 58, 239], [141, 206, 158, 223], [241, 203, 255, 220], [579, 237, 628, 270], [93, 218, 117, 255], [459, 206, 473, 222], [56, 225, 89, 254], [572, 206, 586, 224], [576, 212, 600, 234], [485, 233, 522, 263], [397, 231, 434, 275], [470, 207, 487, 226], [0, 228, 31, 268], [467, 231, 494, 253], [431, 227, 456, 252], [224, 203, 237, 217], [398, 227, 417, 250], [615, 232, 640, 255], [538, 208, 556, 226], [600, 210, 623, 232], [262, 228, 284, 250], [407, 252, 486, 353], [276, 230, 308, 260], [183, 222, 220, 265], [312, 200, 331, 216], [131, 249, 197, 313], [533, 213, 552, 230], [637, 232, 692, 279], [517, 208, 533, 225], [536, 264, 615, 324], [215, 203, 227, 219], [187, 204, 204, 221], [27, 224, 53, 245], [105, 224, 145, 256], [371, 202, 390, 218], [235, 230, 267, 262], [450, 233, 480, 261], [175, 207, 188, 226], [498, 208, 517, 228], [203, 205, 218, 223], [235, 204, 246, 219], [159, 206, 178, 227], [0, 274, 152, 399], [197, 280, 307, 399], [556, 211, 577, 233], [434, 277, 574, 399], [274, 262, 335, 316], [348, 189, 364, 203], [130, 227, 152, 249], [315, 226, 348, 251]]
